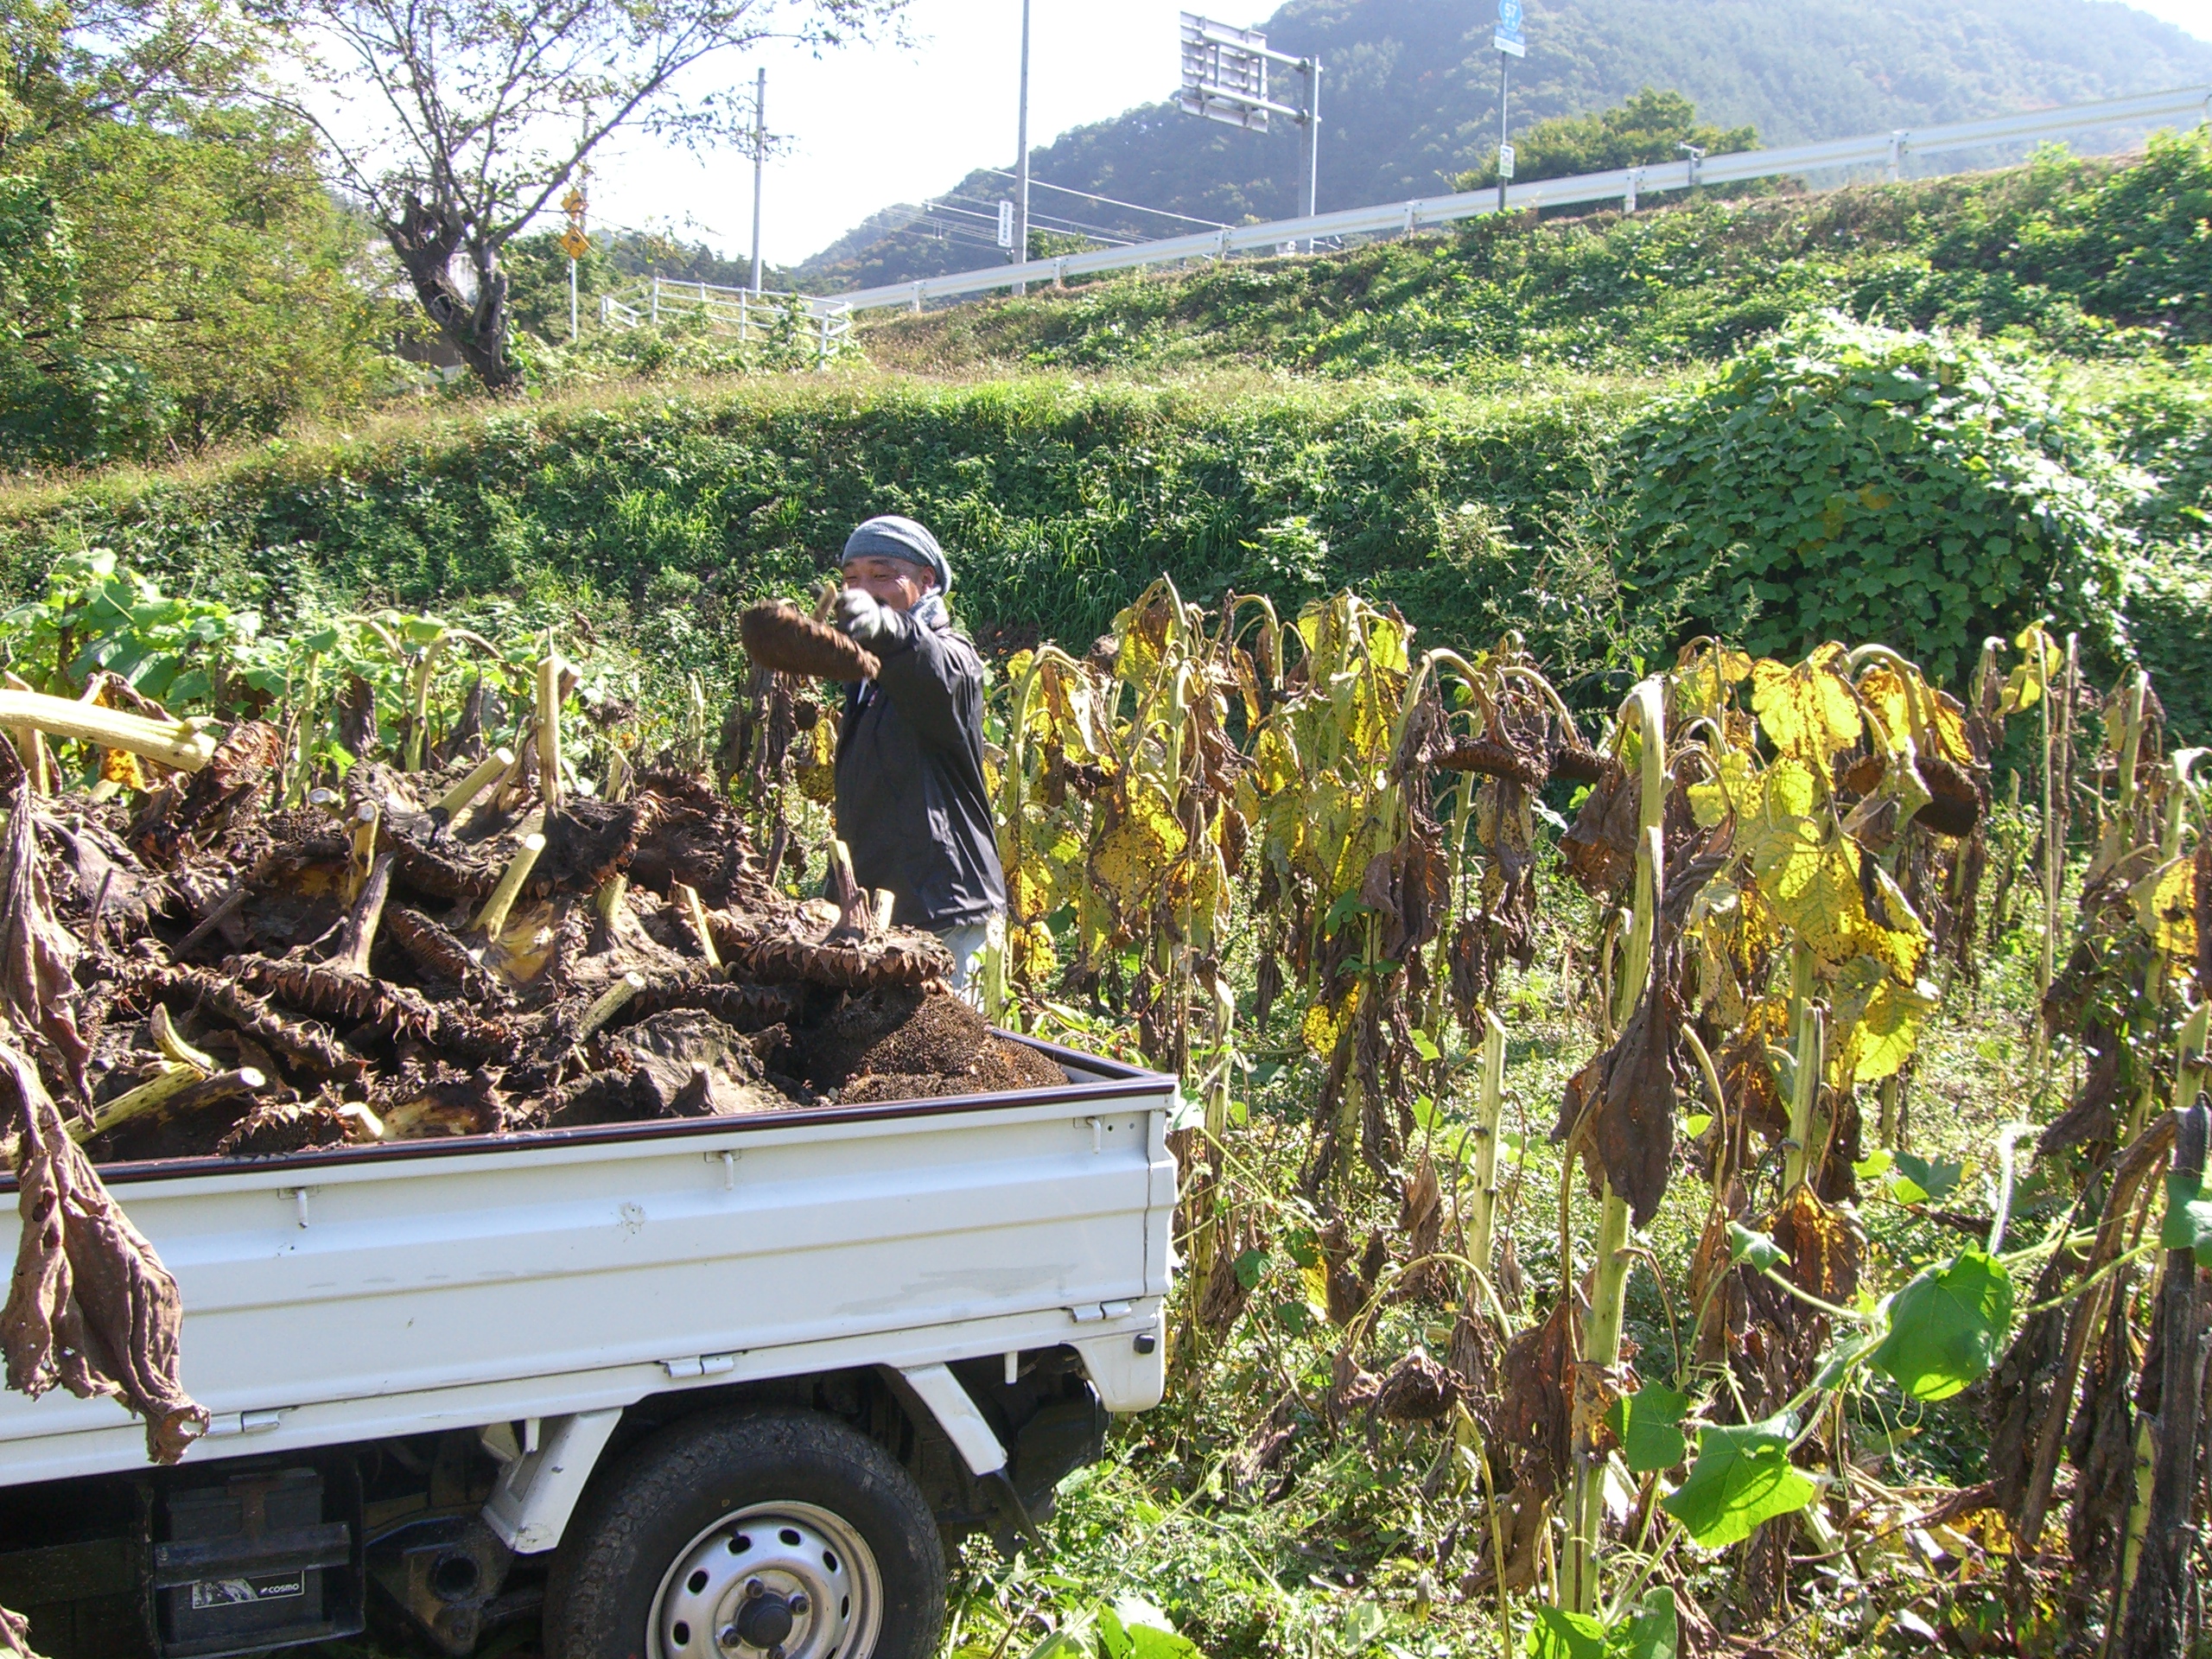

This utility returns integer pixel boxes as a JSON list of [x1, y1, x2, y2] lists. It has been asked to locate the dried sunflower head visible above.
[[739, 601, 880, 682]]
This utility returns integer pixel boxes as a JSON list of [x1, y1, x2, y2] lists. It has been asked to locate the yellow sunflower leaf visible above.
[[1007, 922, 1058, 988], [1828, 958, 1941, 1085], [2134, 856, 2197, 963], [1859, 664, 1974, 765], [1301, 983, 1360, 1059], [99, 747, 146, 791], [1752, 645, 1862, 765], [1745, 810, 1925, 980], [1688, 748, 1760, 829], [2000, 626, 2063, 717], [1754, 754, 1820, 820], [1007, 861, 1053, 925], [1856, 664, 1914, 753], [1253, 724, 1302, 794], [1674, 643, 1755, 720], [1092, 778, 1186, 919]]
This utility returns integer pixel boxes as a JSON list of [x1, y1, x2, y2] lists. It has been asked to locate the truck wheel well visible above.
[[597, 1346, 1101, 1548]]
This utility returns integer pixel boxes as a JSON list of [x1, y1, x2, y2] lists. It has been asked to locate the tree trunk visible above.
[[382, 196, 518, 392]]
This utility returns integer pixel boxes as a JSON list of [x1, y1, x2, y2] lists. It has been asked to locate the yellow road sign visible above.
[[558, 226, 590, 259]]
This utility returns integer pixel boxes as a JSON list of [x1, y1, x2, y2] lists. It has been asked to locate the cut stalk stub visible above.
[[150, 1005, 214, 1071], [474, 833, 546, 939], [436, 747, 516, 820], [72, 1062, 201, 1141], [536, 656, 563, 816], [673, 881, 722, 970], [577, 972, 648, 1043], [347, 803, 380, 899]]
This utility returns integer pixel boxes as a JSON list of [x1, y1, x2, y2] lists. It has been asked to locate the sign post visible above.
[[1176, 13, 1321, 249], [1494, 0, 1524, 217], [559, 186, 588, 341]]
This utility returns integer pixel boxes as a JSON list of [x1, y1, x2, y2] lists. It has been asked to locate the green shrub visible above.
[[0, 378, 1655, 697], [1450, 87, 1758, 192], [1620, 312, 2138, 688], [2128, 550, 2212, 742], [0, 175, 175, 465]]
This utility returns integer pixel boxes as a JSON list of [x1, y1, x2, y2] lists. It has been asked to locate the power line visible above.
[[937, 191, 1138, 246], [975, 168, 1230, 229]]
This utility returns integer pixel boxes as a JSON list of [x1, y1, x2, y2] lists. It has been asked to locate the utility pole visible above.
[[749, 67, 766, 296], [1014, 0, 1032, 294], [1494, 0, 1524, 215]]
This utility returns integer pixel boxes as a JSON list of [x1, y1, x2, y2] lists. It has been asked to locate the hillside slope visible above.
[[856, 135, 2212, 377], [796, 0, 2212, 293]]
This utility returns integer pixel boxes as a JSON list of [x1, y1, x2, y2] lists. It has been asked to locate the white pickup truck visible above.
[[0, 1039, 1176, 1659]]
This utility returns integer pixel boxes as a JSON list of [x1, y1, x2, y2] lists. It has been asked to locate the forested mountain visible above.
[[795, 0, 2212, 291]]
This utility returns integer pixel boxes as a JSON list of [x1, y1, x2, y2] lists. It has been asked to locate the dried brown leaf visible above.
[[0, 1041, 207, 1462], [1559, 759, 1637, 898], [1196, 1215, 1260, 1336], [1770, 1182, 1861, 1307], [1553, 977, 1681, 1227], [1375, 1349, 1462, 1424], [0, 783, 89, 1106], [1485, 1295, 1574, 1497], [1395, 1154, 1448, 1303], [130, 721, 282, 865]]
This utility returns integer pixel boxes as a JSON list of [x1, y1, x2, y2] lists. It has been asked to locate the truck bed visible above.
[[1, 1036, 1177, 1489]]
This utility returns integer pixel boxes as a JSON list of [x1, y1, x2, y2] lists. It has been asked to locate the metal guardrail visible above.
[[598, 276, 853, 363], [835, 83, 2212, 315]]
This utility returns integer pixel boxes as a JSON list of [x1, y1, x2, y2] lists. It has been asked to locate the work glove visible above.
[[834, 586, 897, 646]]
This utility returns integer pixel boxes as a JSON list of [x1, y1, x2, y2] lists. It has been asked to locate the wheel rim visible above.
[[649, 1501, 881, 1659]]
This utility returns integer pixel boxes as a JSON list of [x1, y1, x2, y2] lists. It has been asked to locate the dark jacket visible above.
[[835, 604, 1007, 931]]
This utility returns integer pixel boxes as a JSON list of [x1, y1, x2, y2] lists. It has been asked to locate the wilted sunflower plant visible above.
[[1478, 631, 2106, 1637], [995, 578, 1278, 1315]]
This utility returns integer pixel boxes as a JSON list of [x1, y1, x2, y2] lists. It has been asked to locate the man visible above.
[[830, 514, 1007, 998]]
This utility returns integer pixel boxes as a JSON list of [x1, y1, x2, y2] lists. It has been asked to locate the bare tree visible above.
[[260, 0, 902, 389]]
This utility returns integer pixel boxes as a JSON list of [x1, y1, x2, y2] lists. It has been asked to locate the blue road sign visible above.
[[1495, 0, 1525, 56]]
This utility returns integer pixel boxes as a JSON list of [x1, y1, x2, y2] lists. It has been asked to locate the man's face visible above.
[[841, 555, 934, 613]]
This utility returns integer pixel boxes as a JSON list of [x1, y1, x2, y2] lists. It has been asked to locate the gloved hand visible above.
[[834, 586, 896, 645]]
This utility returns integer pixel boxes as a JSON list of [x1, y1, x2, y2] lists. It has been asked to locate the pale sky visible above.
[[584, 0, 1251, 267], [580, 0, 2212, 269]]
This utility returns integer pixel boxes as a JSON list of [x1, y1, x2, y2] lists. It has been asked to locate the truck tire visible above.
[[545, 1408, 946, 1659]]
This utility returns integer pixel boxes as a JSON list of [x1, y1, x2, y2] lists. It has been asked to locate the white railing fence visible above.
[[830, 83, 2212, 315], [596, 277, 854, 365]]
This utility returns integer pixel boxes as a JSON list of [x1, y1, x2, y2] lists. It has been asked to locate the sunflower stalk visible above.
[[1465, 1009, 1509, 1302], [0, 689, 219, 772], [1567, 676, 1666, 1618]]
